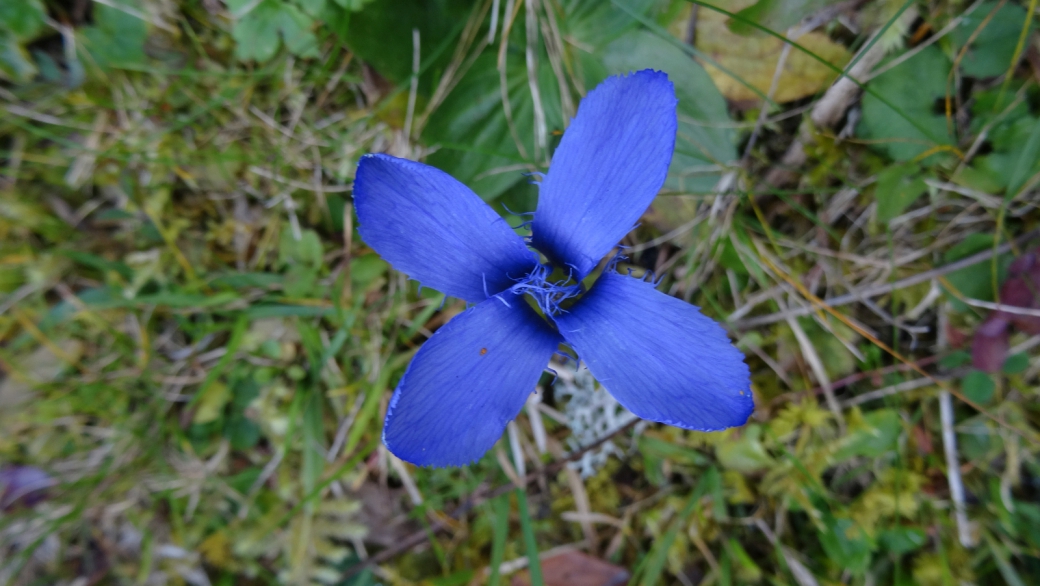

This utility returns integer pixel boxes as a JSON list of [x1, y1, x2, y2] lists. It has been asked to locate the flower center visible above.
[[508, 263, 582, 316]]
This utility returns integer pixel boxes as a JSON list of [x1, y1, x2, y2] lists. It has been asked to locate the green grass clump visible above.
[[1, 0, 1039, 585]]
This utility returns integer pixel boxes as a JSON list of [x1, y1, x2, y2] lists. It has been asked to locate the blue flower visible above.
[[354, 70, 753, 467]]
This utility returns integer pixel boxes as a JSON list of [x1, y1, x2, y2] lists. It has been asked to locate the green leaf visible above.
[[294, 0, 327, 18], [942, 233, 1010, 306], [350, 254, 388, 290], [961, 369, 995, 404], [279, 227, 324, 269], [940, 350, 971, 370], [79, 4, 148, 70], [333, 0, 377, 9], [1006, 117, 1040, 199], [952, 1, 1034, 78], [326, 0, 471, 85], [875, 163, 928, 222], [0, 32, 37, 82], [729, 0, 844, 36], [832, 408, 901, 461], [227, 0, 318, 63], [599, 29, 737, 194], [487, 494, 510, 586], [819, 515, 873, 574], [516, 490, 544, 586], [725, 538, 763, 582], [226, 415, 261, 450], [0, 0, 46, 41], [859, 45, 953, 162], [635, 467, 718, 585], [638, 435, 711, 466], [716, 425, 773, 472], [422, 51, 559, 201], [419, 0, 661, 201], [879, 527, 926, 555], [194, 382, 232, 424], [1003, 353, 1029, 375], [986, 533, 1028, 586], [566, 0, 658, 49]]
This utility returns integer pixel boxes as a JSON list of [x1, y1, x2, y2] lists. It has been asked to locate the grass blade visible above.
[[516, 489, 544, 586], [487, 493, 511, 586]]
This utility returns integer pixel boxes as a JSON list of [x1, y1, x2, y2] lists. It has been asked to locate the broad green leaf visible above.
[[875, 163, 927, 222], [194, 382, 232, 424], [294, 0, 327, 18], [1003, 353, 1029, 375], [819, 514, 873, 574], [952, 1, 1034, 78], [566, 0, 659, 50], [942, 232, 1010, 306], [0, 32, 38, 82], [879, 527, 926, 554], [716, 425, 773, 472], [0, 0, 46, 41], [957, 92, 1038, 195], [961, 369, 995, 404], [350, 254, 388, 290], [333, 0, 377, 9], [325, 0, 471, 86], [422, 51, 562, 201], [1006, 117, 1040, 199], [279, 227, 324, 269], [1015, 502, 1040, 549], [600, 29, 737, 194], [227, 0, 318, 63], [859, 45, 953, 162], [79, 4, 148, 70], [940, 350, 971, 370], [833, 409, 901, 461], [226, 415, 261, 450]]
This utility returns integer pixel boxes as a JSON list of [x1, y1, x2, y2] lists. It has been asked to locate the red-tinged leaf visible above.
[[972, 314, 1011, 373], [510, 551, 630, 586]]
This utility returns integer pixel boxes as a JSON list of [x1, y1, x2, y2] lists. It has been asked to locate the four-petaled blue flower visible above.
[[354, 70, 753, 467]]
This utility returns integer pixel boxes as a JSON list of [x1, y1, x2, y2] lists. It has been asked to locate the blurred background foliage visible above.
[[1, 0, 1039, 584]]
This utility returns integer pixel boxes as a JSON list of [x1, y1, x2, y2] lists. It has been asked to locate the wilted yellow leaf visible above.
[[193, 381, 230, 424], [199, 530, 232, 568], [695, 0, 850, 103]]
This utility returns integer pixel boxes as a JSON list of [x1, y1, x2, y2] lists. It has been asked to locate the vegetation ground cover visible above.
[[1, 0, 1039, 584]]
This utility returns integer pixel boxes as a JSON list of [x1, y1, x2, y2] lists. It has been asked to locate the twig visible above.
[[403, 29, 420, 141], [732, 229, 1040, 328], [937, 305, 976, 548], [248, 166, 352, 193], [960, 298, 1040, 318], [839, 370, 963, 408], [785, 303, 845, 430]]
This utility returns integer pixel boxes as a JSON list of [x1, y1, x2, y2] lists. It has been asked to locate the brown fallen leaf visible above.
[[695, 0, 850, 104], [510, 551, 629, 586]]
